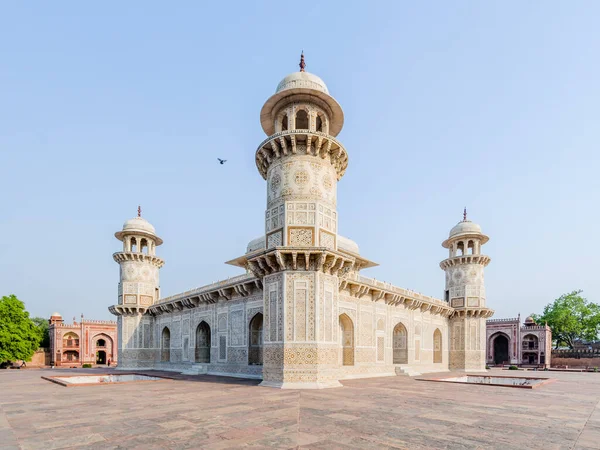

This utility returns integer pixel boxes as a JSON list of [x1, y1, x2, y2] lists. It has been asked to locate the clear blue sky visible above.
[[1, 2, 598, 322]]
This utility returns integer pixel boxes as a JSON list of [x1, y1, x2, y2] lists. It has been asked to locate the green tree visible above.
[[0, 295, 42, 364], [532, 290, 600, 349], [31, 317, 50, 348]]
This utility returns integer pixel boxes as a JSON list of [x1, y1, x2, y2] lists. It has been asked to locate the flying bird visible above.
[[217, 158, 227, 165]]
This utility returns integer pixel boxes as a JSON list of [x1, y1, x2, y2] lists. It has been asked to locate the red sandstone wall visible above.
[[29, 349, 50, 366], [551, 357, 600, 369]]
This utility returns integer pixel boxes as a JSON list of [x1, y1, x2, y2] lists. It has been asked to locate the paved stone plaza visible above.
[[1, 369, 599, 449]]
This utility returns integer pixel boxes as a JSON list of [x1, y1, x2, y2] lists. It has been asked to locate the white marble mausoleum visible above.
[[109, 55, 494, 388]]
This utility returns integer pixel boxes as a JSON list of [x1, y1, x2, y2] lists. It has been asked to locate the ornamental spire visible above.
[[463, 207, 467, 222], [138, 205, 141, 217], [299, 51, 306, 72]]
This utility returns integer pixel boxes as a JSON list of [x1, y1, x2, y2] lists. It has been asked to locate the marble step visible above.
[[395, 365, 422, 377], [181, 364, 208, 375]]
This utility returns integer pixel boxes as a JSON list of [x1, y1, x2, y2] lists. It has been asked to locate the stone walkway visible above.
[[1, 368, 599, 449]]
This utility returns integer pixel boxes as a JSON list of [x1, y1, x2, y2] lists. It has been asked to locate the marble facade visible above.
[[109, 56, 494, 388]]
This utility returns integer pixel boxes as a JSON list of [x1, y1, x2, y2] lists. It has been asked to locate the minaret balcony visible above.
[[450, 307, 495, 319], [112, 252, 165, 268], [439, 254, 491, 270], [109, 305, 149, 316], [255, 130, 348, 181]]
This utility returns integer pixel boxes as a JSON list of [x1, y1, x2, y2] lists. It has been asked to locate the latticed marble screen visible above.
[[294, 281, 308, 341], [229, 310, 244, 346], [289, 228, 313, 246], [269, 288, 277, 342], [267, 230, 283, 249], [433, 329, 442, 363], [219, 335, 227, 361], [319, 230, 335, 250], [377, 336, 385, 362]]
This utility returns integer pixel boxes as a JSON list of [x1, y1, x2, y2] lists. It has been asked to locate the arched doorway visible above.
[[63, 351, 79, 362], [493, 334, 510, 365], [433, 329, 442, 363], [393, 323, 408, 364], [195, 322, 211, 363], [96, 350, 106, 364], [161, 327, 170, 362], [248, 313, 263, 365], [523, 352, 538, 364], [339, 314, 354, 366]]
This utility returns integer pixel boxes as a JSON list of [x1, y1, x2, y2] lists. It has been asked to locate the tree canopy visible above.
[[0, 295, 42, 363], [31, 317, 50, 348], [531, 290, 600, 349]]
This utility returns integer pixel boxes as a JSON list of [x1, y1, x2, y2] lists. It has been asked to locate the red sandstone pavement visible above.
[[1, 368, 599, 449]]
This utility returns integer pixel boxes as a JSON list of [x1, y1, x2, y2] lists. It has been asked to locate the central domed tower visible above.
[[255, 53, 347, 252], [240, 54, 357, 388]]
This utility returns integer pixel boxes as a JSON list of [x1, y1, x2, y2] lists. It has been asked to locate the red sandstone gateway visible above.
[[48, 312, 118, 367]]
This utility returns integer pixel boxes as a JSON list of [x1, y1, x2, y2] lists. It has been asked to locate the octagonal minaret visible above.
[[255, 52, 347, 253], [109, 207, 164, 369], [440, 209, 494, 371], [240, 54, 365, 388]]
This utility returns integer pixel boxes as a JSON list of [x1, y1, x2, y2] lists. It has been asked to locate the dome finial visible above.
[[299, 51, 306, 72], [138, 205, 141, 217], [463, 207, 467, 222]]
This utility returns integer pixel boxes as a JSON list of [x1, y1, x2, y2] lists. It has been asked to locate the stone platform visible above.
[[1, 368, 598, 449]]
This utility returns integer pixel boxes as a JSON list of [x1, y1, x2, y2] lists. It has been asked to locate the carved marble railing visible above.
[[255, 129, 348, 181], [339, 274, 455, 318], [149, 273, 261, 315]]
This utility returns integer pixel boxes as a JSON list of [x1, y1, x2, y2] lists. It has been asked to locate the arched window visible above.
[[281, 114, 288, 131], [130, 237, 137, 253], [64, 351, 79, 362], [161, 327, 171, 362], [467, 240, 474, 255], [96, 339, 106, 347], [63, 332, 79, 348], [456, 241, 464, 256], [195, 321, 211, 363], [140, 238, 148, 254], [522, 334, 539, 350], [295, 110, 309, 129], [433, 329, 442, 363], [393, 323, 408, 364], [248, 313, 263, 365], [316, 115, 323, 132], [339, 314, 354, 366]]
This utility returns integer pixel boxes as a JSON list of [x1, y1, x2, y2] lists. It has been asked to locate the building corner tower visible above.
[[245, 54, 354, 388], [109, 208, 164, 369], [440, 209, 493, 371]]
